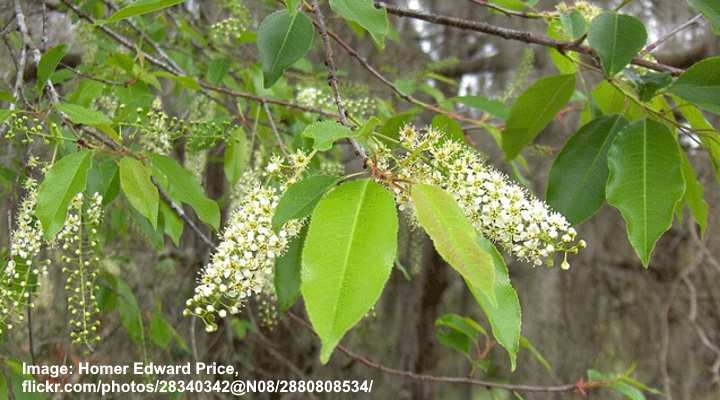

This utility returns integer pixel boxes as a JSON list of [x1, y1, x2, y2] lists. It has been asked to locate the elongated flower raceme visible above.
[[185, 151, 311, 331], [0, 177, 49, 334], [372, 125, 585, 269]]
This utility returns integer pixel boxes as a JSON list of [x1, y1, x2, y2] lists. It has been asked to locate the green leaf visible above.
[[207, 57, 230, 85], [272, 175, 339, 232], [2, 359, 45, 400], [411, 184, 495, 304], [559, 9, 587, 39], [329, 0, 389, 49], [107, 0, 186, 22], [520, 336, 551, 372], [224, 127, 249, 185], [118, 157, 159, 229], [57, 103, 112, 126], [435, 313, 487, 362], [502, 74, 576, 160], [606, 119, 685, 267], [160, 201, 183, 245], [668, 56, 720, 115], [587, 370, 646, 400], [149, 312, 173, 349], [302, 120, 356, 151], [36, 150, 93, 239], [149, 153, 220, 230], [679, 149, 709, 236], [673, 97, 720, 180], [275, 226, 307, 312], [466, 236, 521, 370], [115, 278, 143, 344], [455, 95, 509, 120], [257, 10, 314, 88], [302, 179, 398, 363], [86, 156, 120, 206], [587, 12, 647, 76], [689, 0, 720, 34], [634, 72, 672, 102], [591, 80, 644, 120], [37, 44, 68, 92], [285, 0, 301, 16], [547, 115, 628, 224]]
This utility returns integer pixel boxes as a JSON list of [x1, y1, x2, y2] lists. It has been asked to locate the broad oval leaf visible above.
[[36, 150, 93, 239], [606, 119, 685, 267], [272, 175, 340, 232], [37, 44, 68, 92], [668, 56, 720, 115], [329, 0, 389, 49], [119, 157, 160, 229], [302, 120, 356, 151], [502, 73, 576, 160], [258, 10, 314, 88], [57, 103, 112, 126], [411, 183, 495, 303], [587, 12, 647, 76], [301, 179, 398, 363], [547, 115, 628, 224], [107, 0, 186, 22], [466, 237, 521, 371], [149, 153, 220, 230]]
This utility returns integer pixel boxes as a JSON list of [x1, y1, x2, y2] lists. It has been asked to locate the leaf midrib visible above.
[[269, 13, 299, 76], [329, 180, 370, 336]]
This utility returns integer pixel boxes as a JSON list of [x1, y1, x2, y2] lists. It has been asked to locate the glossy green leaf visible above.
[[502, 74, 576, 160], [455, 95, 509, 120], [107, 0, 186, 22], [224, 127, 249, 185], [302, 179, 398, 363], [57, 103, 112, 126], [149, 312, 173, 349], [272, 175, 339, 232], [679, 149, 709, 236], [634, 72, 672, 102], [86, 156, 120, 206], [435, 313, 487, 362], [591, 80, 644, 120], [559, 9, 586, 39], [37, 44, 68, 92], [588, 12, 647, 76], [285, 0, 301, 16], [689, 0, 720, 34], [302, 120, 356, 151], [547, 115, 628, 224], [258, 10, 314, 88], [466, 236, 521, 370], [150, 153, 220, 230], [119, 157, 159, 229], [668, 56, 720, 115], [330, 0, 389, 49], [411, 184, 495, 304], [606, 119, 685, 267], [275, 226, 307, 312], [36, 150, 93, 239]]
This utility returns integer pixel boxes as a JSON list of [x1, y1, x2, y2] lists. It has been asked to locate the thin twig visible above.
[[155, 181, 214, 247], [262, 101, 289, 157], [376, 2, 684, 76], [642, 14, 704, 55], [468, 0, 544, 19], [287, 312, 587, 393], [309, 0, 368, 161]]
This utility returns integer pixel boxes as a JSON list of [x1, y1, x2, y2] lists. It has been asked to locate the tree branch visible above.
[[641, 14, 704, 55], [309, 0, 368, 161], [286, 312, 589, 394], [376, 2, 685, 76]]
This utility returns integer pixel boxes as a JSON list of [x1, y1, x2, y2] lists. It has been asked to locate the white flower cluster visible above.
[[58, 192, 104, 349], [0, 177, 49, 334], [210, 0, 250, 43], [372, 125, 585, 268], [137, 98, 177, 155], [296, 87, 377, 119], [185, 151, 311, 331]]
